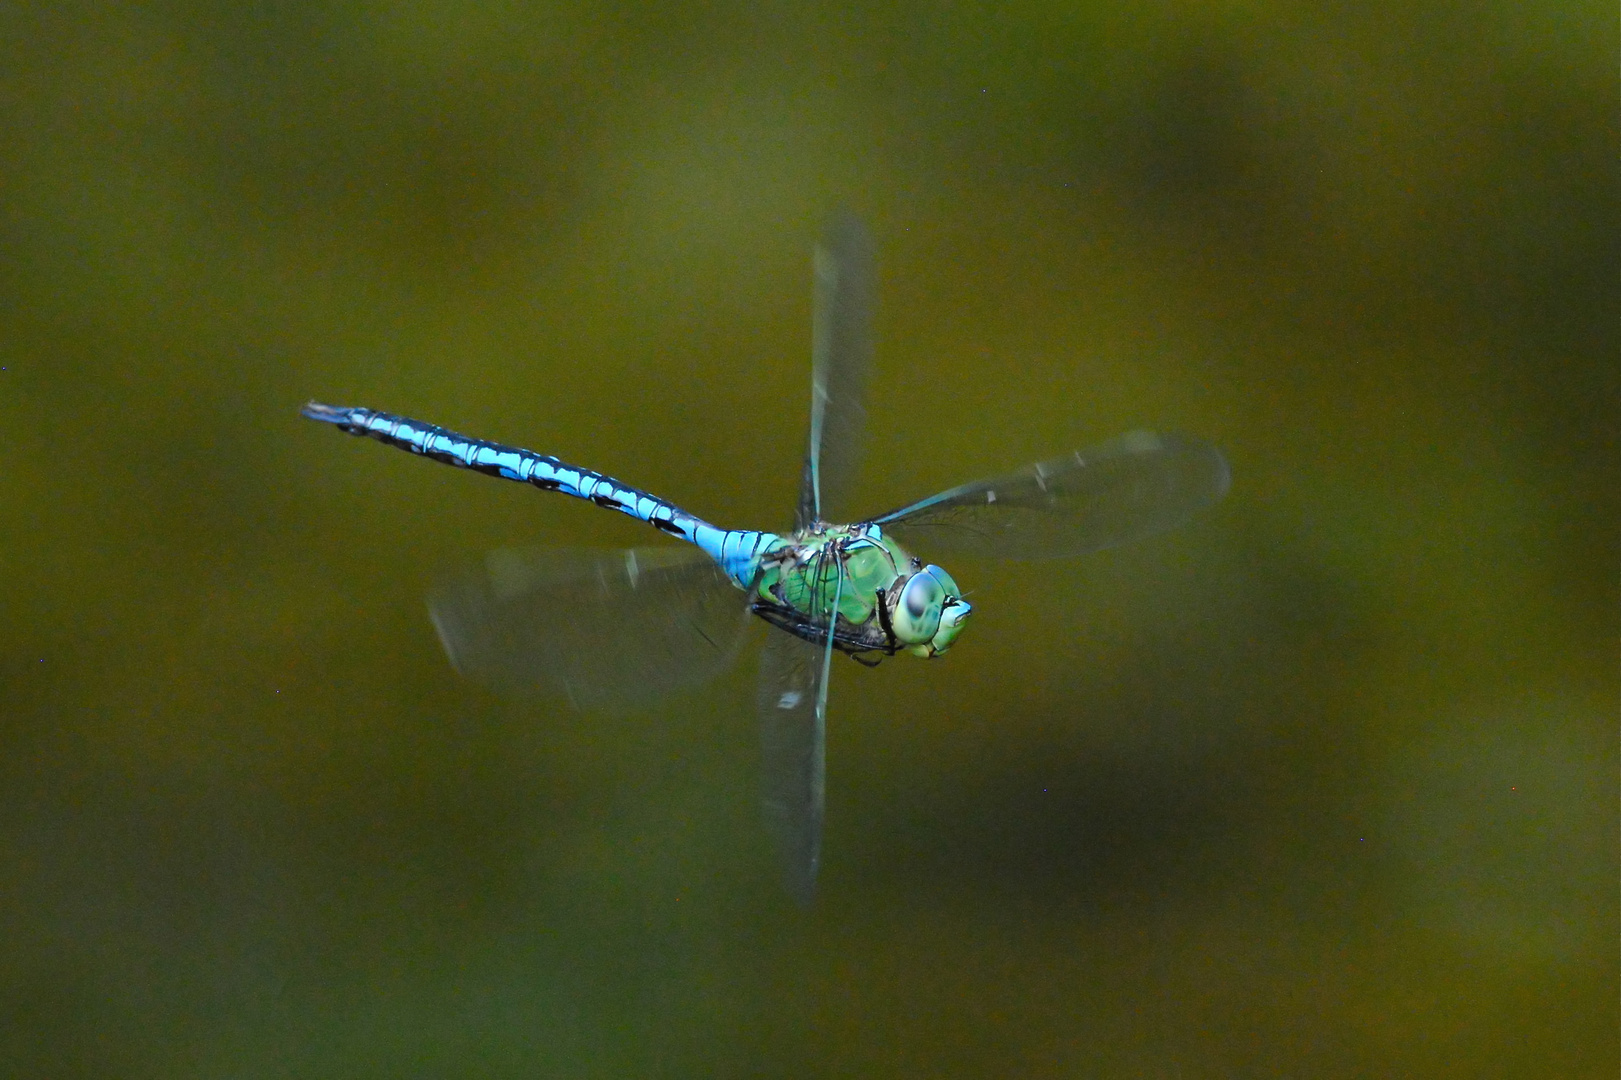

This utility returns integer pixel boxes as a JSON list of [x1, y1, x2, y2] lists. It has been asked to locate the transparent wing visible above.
[[757, 632, 826, 906], [869, 430, 1230, 559], [427, 546, 751, 710], [797, 212, 876, 530], [756, 555, 842, 905]]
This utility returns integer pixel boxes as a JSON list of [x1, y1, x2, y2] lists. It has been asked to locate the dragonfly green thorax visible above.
[[748, 523, 972, 661]]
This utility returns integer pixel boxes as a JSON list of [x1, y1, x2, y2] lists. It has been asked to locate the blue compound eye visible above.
[[892, 568, 946, 645]]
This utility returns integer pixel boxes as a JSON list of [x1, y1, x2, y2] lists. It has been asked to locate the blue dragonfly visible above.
[[303, 214, 1229, 903]]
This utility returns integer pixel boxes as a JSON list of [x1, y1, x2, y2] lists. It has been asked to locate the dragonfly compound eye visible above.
[[892, 564, 965, 649], [891, 568, 945, 646], [893, 565, 970, 657]]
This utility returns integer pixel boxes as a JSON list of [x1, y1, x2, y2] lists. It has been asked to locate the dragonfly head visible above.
[[888, 563, 972, 657]]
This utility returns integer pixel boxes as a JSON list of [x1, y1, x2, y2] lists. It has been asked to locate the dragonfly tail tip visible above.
[[301, 401, 348, 425]]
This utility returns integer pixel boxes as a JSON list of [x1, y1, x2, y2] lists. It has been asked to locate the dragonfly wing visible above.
[[427, 546, 751, 709], [870, 430, 1230, 559], [797, 212, 876, 529], [757, 631, 826, 906], [756, 554, 842, 905]]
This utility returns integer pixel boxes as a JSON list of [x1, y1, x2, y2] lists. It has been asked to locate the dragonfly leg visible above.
[[873, 586, 900, 653]]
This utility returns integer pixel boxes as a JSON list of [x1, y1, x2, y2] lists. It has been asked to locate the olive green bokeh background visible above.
[[2, 2, 1615, 1076]]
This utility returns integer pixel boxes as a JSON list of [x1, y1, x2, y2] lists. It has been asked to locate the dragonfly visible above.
[[302, 214, 1229, 904]]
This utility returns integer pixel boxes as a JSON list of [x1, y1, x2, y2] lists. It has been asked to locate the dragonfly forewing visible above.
[[871, 430, 1230, 559], [757, 627, 830, 906], [797, 212, 876, 530], [755, 549, 845, 905], [428, 546, 752, 710]]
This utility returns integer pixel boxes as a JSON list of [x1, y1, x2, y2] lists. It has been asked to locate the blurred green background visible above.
[[2, 1, 1615, 1076]]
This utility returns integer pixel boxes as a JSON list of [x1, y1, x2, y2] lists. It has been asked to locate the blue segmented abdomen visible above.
[[302, 402, 781, 586]]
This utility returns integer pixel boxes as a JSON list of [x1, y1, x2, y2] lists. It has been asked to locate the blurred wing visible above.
[[756, 556, 842, 905], [797, 212, 876, 529], [757, 632, 826, 906], [870, 431, 1230, 559], [427, 546, 750, 710]]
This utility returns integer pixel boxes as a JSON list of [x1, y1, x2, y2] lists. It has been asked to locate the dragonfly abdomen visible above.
[[301, 402, 780, 586]]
